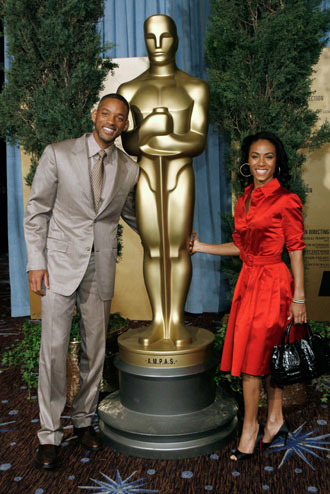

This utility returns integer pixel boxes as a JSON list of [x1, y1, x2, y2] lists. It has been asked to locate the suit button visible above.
[[93, 219, 97, 223], [86, 247, 91, 251]]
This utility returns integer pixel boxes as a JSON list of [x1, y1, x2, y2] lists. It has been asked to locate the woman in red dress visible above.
[[190, 131, 307, 460]]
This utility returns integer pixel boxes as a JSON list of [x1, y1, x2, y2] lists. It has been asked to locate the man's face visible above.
[[92, 98, 129, 149], [144, 16, 178, 64]]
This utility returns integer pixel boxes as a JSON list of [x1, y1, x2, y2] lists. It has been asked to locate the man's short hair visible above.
[[98, 93, 129, 117]]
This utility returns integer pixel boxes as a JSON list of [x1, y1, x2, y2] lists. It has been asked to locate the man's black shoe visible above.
[[74, 426, 102, 451], [34, 444, 59, 470]]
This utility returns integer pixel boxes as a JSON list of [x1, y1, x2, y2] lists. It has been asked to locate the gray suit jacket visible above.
[[24, 134, 139, 300]]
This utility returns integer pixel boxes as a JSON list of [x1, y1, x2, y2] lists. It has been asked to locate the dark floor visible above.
[[1, 253, 330, 494]]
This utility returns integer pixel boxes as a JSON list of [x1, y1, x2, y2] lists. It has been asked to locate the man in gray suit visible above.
[[24, 93, 139, 470]]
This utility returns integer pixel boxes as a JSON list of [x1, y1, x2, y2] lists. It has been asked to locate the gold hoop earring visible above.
[[240, 163, 252, 178]]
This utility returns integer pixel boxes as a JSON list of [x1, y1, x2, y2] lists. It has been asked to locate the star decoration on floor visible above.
[[265, 422, 330, 470], [79, 470, 158, 493]]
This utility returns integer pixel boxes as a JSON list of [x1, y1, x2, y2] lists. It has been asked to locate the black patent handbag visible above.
[[270, 321, 330, 387]]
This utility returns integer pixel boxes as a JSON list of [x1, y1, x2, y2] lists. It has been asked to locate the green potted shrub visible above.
[[1, 312, 128, 402]]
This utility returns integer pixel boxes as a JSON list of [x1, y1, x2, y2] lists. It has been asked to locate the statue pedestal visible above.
[[98, 328, 238, 459]]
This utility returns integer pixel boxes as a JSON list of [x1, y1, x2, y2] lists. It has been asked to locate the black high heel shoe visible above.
[[231, 424, 264, 461], [261, 420, 289, 451]]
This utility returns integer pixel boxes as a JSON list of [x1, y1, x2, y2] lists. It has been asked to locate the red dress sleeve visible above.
[[282, 193, 305, 251], [232, 228, 242, 250]]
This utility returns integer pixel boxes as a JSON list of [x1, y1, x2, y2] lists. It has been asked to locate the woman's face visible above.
[[248, 139, 277, 188]]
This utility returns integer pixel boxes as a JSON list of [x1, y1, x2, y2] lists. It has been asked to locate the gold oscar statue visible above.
[[98, 16, 237, 457], [118, 14, 210, 353]]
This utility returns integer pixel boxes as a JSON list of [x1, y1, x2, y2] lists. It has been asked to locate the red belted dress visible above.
[[220, 178, 305, 377]]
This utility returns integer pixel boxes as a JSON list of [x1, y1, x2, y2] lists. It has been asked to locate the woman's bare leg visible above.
[[262, 375, 284, 443], [231, 374, 261, 460]]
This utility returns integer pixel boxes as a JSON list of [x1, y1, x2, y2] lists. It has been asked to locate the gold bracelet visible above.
[[292, 298, 305, 304]]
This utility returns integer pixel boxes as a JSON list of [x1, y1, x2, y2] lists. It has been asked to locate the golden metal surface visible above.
[[118, 14, 210, 348], [118, 327, 215, 367]]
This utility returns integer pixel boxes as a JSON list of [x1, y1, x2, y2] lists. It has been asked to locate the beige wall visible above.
[[303, 47, 330, 321]]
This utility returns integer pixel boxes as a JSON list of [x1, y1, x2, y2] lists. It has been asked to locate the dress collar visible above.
[[244, 178, 281, 198]]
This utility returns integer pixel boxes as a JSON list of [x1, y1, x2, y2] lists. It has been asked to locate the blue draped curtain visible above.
[[5, 36, 30, 317], [12, 0, 330, 315]]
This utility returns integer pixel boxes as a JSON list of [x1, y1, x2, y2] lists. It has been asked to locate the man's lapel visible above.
[[70, 135, 94, 207]]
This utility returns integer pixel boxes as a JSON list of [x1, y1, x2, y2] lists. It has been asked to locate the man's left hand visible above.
[[28, 270, 49, 296]]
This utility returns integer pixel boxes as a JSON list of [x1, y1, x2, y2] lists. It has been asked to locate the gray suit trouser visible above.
[[38, 253, 111, 445]]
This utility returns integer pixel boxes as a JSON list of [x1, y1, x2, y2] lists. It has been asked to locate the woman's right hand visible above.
[[189, 230, 201, 254]]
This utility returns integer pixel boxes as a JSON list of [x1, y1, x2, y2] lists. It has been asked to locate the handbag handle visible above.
[[282, 321, 311, 345]]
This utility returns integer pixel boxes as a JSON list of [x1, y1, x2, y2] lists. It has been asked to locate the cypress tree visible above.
[[205, 0, 330, 201], [0, 0, 114, 184]]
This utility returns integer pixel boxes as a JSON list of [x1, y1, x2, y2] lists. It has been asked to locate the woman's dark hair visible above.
[[239, 131, 291, 189]]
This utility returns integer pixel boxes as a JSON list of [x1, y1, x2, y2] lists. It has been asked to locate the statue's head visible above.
[[144, 15, 178, 64]]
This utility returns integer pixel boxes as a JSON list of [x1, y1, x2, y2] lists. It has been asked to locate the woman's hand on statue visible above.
[[189, 230, 201, 255], [288, 301, 307, 324]]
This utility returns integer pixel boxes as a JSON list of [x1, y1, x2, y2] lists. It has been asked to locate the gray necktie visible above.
[[91, 150, 106, 212]]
